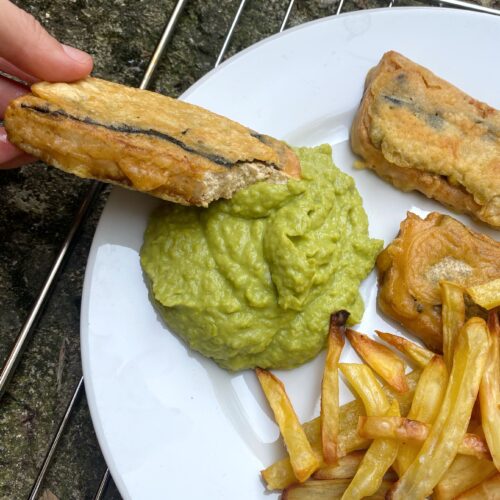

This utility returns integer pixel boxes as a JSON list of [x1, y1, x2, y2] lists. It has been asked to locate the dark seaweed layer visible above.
[[21, 103, 269, 168], [382, 94, 445, 130]]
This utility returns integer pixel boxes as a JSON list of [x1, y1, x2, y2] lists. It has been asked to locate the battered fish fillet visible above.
[[4, 78, 300, 206], [351, 51, 500, 229], [377, 212, 500, 351]]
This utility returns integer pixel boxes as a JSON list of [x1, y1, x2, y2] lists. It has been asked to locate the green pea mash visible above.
[[140, 145, 382, 370]]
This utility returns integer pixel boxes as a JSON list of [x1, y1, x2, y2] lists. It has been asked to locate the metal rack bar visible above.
[[93, 468, 111, 500], [140, 0, 189, 89], [431, 0, 500, 15], [280, 0, 296, 31], [214, 0, 249, 67], [336, 0, 346, 15], [0, 182, 101, 401], [28, 378, 85, 500]]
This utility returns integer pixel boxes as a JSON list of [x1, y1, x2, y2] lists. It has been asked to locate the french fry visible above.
[[456, 473, 500, 499], [467, 278, 500, 310], [341, 400, 400, 500], [313, 451, 399, 482], [358, 416, 490, 460], [358, 416, 427, 442], [313, 451, 364, 480], [434, 455, 498, 500], [261, 370, 421, 490], [395, 355, 448, 475], [480, 309, 500, 471], [255, 368, 319, 483], [339, 363, 390, 415], [339, 364, 399, 499], [262, 399, 368, 491], [375, 331, 435, 368], [304, 400, 370, 459], [382, 369, 421, 416], [281, 478, 393, 500], [346, 330, 408, 393], [321, 311, 347, 465], [441, 280, 466, 370], [403, 356, 447, 424], [387, 318, 490, 499], [459, 433, 493, 460]]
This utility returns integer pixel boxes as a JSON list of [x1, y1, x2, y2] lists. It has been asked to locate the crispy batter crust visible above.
[[5, 78, 301, 206], [377, 212, 500, 351], [351, 51, 500, 228]]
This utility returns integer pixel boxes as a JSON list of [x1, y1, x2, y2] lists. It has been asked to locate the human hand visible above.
[[0, 0, 93, 168]]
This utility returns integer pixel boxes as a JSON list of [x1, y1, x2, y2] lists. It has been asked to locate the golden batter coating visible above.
[[377, 212, 500, 351], [5, 78, 301, 206], [351, 51, 500, 228]]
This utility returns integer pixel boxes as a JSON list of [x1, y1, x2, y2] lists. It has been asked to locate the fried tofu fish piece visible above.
[[376, 212, 500, 351], [4, 78, 300, 206], [351, 51, 500, 229]]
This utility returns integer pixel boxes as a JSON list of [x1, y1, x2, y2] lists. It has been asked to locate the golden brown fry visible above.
[[346, 330, 409, 393], [281, 479, 393, 500], [321, 311, 347, 465], [387, 318, 490, 499], [381, 370, 421, 418], [255, 368, 319, 483], [434, 455, 498, 500], [456, 473, 500, 499], [403, 356, 448, 424], [313, 451, 398, 482], [304, 401, 369, 458], [375, 331, 436, 368], [359, 416, 490, 460], [313, 451, 364, 479], [339, 363, 390, 415], [394, 355, 448, 475], [441, 280, 466, 370], [459, 433, 493, 460], [261, 370, 421, 490], [341, 400, 400, 500], [358, 416, 427, 442], [480, 309, 500, 471], [262, 401, 368, 491], [467, 279, 500, 310], [339, 363, 399, 499]]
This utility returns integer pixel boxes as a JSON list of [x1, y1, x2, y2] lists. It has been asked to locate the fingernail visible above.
[[62, 44, 92, 65]]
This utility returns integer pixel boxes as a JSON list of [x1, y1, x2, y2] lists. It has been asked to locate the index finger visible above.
[[0, 0, 93, 82]]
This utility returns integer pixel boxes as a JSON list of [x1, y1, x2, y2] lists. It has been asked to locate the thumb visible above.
[[0, 0, 93, 82]]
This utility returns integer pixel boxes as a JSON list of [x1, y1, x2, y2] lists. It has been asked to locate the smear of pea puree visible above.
[[140, 144, 382, 370]]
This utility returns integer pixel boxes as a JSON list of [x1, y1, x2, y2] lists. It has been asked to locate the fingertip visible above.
[[35, 49, 94, 82], [0, 0, 94, 83], [62, 44, 93, 68], [58, 44, 94, 81]]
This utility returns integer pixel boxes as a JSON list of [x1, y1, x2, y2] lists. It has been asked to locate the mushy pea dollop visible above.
[[140, 144, 382, 370]]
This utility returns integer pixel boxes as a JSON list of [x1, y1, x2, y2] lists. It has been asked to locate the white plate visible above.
[[81, 8, 499, 499]]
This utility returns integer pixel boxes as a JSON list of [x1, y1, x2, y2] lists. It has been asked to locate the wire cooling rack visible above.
[[1, 0, 499, 498]]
